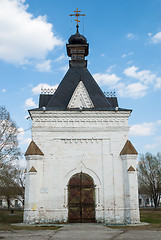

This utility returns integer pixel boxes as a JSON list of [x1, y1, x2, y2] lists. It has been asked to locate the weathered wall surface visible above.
[[121, 154, 140, 223], [24, 110, 140, 224]]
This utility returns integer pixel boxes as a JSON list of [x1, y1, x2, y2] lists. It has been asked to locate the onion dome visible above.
[[68, 26, 87, 44]]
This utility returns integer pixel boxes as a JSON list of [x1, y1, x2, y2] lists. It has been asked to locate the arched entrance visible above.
[[68, 172, 95, 223]]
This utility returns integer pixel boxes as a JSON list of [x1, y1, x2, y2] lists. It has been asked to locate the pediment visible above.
[[29, 166, 37, 173], [120, 140, 138, 155], [127, 166, 135, 171], [25, 141, 44, 156], [67, 81, 94, 109]]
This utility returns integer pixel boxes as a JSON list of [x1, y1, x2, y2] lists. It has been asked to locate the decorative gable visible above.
[[25, 141, 44, 156], [67, 81, 94, 109], [120, 140, 138, 155], [127, 166, 135, 172], [29, 166, 37, 173]]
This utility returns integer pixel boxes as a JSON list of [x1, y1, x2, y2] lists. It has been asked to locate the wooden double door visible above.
[[68, 172, 95, 223]]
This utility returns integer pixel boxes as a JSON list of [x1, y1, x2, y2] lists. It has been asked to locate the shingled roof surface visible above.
[[47, 67, 112, 110], [32, 67, 131, 112], [39, 94, 53, 108], [106, 97, 118, 108], [25, 141, 44, 156], [120, 140, 138, 155]]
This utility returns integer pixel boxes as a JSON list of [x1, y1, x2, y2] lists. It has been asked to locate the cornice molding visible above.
[[30, 111, 130, 128], [30, 110, 131, 118]]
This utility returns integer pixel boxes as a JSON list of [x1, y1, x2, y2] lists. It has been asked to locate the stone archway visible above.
[[68, 172, 95, 223]]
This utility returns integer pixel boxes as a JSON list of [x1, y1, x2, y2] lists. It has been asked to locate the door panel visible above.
[[68, 172, 95, 223]]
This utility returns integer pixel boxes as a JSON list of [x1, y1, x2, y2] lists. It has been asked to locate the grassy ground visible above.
[[0, 209, 23, 224], [0, 208, 161, 231], [0, 209, 61, 231], [136, 208, 161, 230], [108, 208, 161, 230], [140, 208, 161, 224]]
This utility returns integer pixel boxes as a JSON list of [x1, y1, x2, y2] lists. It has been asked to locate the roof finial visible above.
[[69, 8, 85, 32]]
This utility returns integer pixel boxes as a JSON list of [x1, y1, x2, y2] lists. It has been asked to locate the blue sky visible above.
[[0, 0, 161, 167]]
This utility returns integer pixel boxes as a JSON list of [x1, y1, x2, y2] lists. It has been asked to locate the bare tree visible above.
[[0, 106, 21, 169], [16, 168, 25, 206], [0, 106, 23, 208], [138, 152, 161, 209], [0, 165, 24, 208]]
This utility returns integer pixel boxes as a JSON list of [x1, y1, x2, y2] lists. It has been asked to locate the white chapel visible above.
[[24, 15, 140, 224]]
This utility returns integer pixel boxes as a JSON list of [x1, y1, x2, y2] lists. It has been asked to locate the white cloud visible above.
[[145, 143, 159, 150], [93, 65, 161, 99], [155, 77, 161, 89], [93, 72, 121, 86], [127, 60, 133, 65], [60, 65, 68, 73], [18, 158, 27, 169], [100, 53, 105, 57], [157, 120, 161, 125], [17, 127, 25, 141], [35, 60, 51, 72], [144, 135, 161, 151], [148, 32, 152, 36], [1, 89, 6, 92], [126, 33, 135, 39], [32, 83, 58, 95], [122, 52, 133, 58], [130, 120, 161, 137], [55, 53, 66, 62], [118, 82, 148, 98], [93, 67, 148, 99], [130, 122, 156, 136], [155, 135, 161, 141], [106, 65, 116, 73], [22, 137, 31, 145], [151, 31, 161, 44], [25, 98, 36, 108], [122, 54, 126, 58], [0, 0, 64, 65], [123, 66, 157, 84]]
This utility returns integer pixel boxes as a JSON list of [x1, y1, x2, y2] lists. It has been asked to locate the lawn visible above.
[[0, 209, 23, 224], [140, 208, 161, 224], [108, 208, 161, 230], [0, 209, 61, 231]]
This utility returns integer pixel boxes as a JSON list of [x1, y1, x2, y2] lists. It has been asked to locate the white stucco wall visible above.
[[24, 110, 140, 224]]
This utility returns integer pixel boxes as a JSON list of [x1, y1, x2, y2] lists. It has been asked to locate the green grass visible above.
[[0, 209, 61, 231], [0, 209, 23, 224], [108, 209, 161, 230], [140, 208, 161, 224]]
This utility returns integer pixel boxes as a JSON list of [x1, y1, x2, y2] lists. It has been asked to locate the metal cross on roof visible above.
[[69, 8, 85, 27]]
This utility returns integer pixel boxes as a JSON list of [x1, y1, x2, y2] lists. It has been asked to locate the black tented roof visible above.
[[106, 97, 118, 108], [31, 66, 131, 112], [39, 94, 53, 108], [46, 67, 112, 110]]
